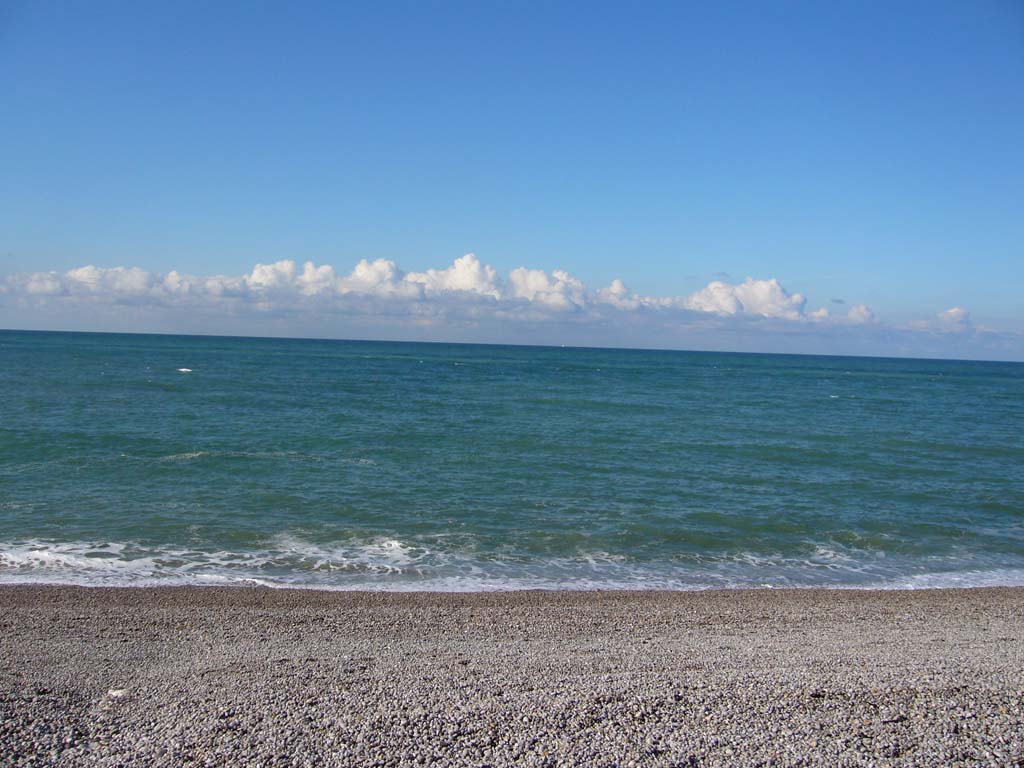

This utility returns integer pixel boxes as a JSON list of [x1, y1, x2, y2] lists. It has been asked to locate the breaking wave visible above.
[[2, 537, 1024, 592]]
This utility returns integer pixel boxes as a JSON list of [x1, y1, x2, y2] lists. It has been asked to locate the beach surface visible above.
[[1, 586, 1022, 767]]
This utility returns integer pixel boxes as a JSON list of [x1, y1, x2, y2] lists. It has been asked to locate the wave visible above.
[[158, 451, 210, 461], [152, 450, 377, 465], [2, 537, 1024, 592]]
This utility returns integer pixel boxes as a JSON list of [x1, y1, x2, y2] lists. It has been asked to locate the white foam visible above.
[[145, 450, 374, 465], [877, 568, 1024, 590], [159, 451, 209, 461], [177, 368, 192, 373], [2, 538, 1024, 592]]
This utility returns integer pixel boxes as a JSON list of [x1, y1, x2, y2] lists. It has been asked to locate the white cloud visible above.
[[936, 306, 972, 332], [162, 270, 193, 295], [908, 306, 976, 335], [406, 253, 501, 298], [337, 258, 417, 297], [508, 267, 586, 309], [682, 277, 806, 320], [296, 261, 337, 296], [0, 253, 932, 340], [846, 304, 876, 324], [247, 260, 297, 291], [596, 278, 641, 310], [66, 265, 156, 295], [202, 274, 247, 298], [24, 271, 63, 295], [3, 257, 1018, 359]]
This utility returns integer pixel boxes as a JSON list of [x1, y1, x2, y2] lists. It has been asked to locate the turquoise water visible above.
[[1, 330, 1022, 590]]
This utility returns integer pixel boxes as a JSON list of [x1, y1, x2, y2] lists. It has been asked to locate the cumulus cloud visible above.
[[508, 267, 587, 310], [846, 304, 876, 324], [23, 271, 63, 295], [247, 260, 296, 291], [3, 255, 1016, 358], [936, 306, 972, 332], [681, 277, 806, 319], [596, 278, 641, 310], [806, 302, 873, 325], [406, 253, 501, 298], [334, 258, 408, 297], [908, 306, 976, 335], [2, 254, 881, 333], [68, 265, 156, 295]]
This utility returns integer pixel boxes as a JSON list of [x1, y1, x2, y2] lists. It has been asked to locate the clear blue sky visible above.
[[1, 1, 1022, 357]]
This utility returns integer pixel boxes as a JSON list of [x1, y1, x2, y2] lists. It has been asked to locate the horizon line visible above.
[[2, 326, 1021, 366]]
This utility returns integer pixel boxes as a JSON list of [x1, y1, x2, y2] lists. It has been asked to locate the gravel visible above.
[[1, 586, 1022, 766]]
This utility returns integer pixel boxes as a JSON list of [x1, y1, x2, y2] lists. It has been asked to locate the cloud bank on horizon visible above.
[[1, 253, 876, 320], [1, 254, 1017, 360]]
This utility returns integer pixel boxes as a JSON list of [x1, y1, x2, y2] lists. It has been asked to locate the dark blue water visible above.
[[1, 330, 1022, 590]]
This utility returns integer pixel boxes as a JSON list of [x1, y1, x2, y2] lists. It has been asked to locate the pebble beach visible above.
[[1, 585, 1022, 766]]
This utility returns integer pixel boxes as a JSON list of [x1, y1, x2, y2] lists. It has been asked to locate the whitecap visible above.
[[3, 537, 1024, 593], [158, 451, 209, 462]]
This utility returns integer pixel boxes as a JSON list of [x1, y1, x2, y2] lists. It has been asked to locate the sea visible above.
[[1, 329, 1022, 591]]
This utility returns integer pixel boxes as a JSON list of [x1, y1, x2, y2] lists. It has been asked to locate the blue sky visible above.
[[1, 1, 1022, 358]]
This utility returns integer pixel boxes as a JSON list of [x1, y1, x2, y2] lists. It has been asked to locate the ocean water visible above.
[[1, 330, 1022, 591]]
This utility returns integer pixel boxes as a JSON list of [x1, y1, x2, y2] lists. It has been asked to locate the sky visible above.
[[1, 1, 1022, 359]]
